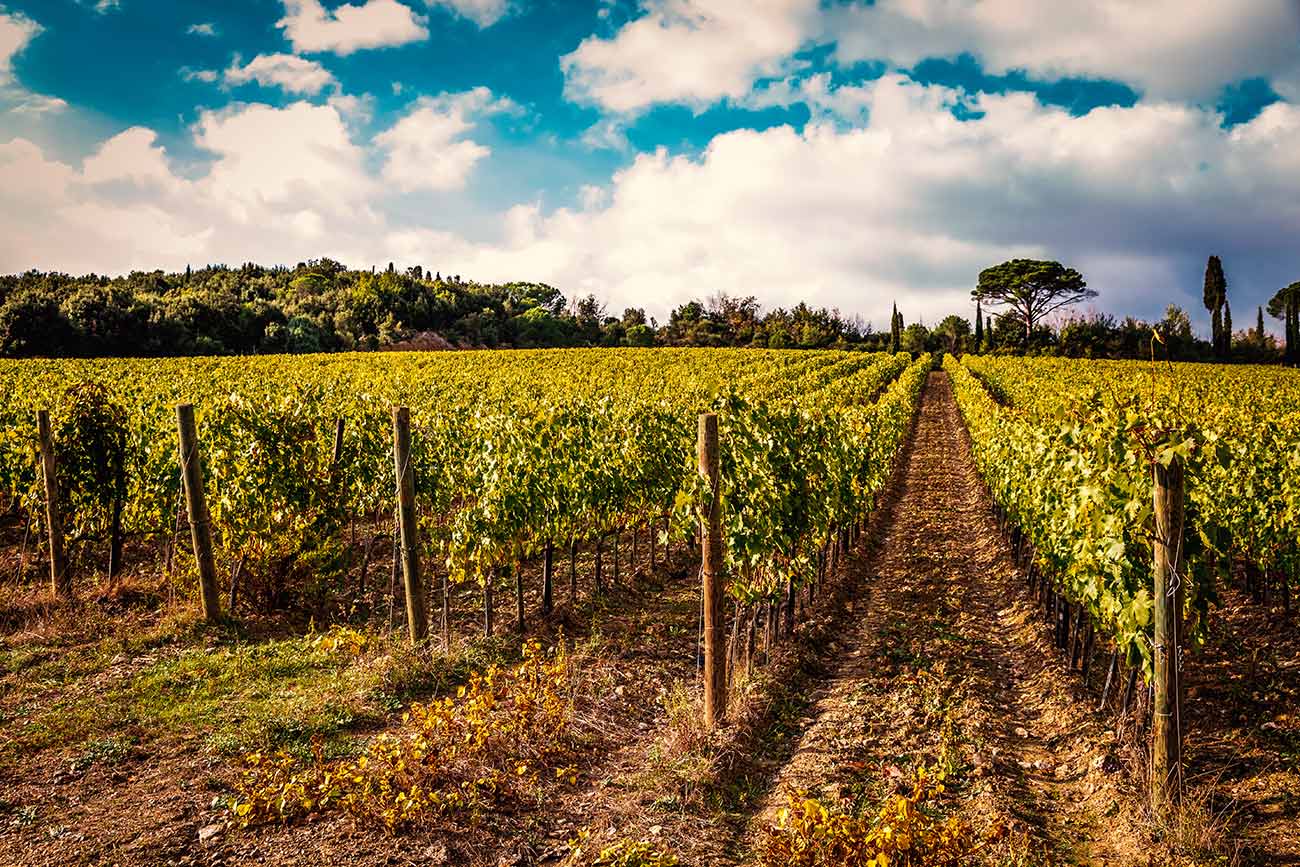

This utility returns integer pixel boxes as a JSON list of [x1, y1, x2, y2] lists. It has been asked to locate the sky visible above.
[[1, 0, 1299, 333]]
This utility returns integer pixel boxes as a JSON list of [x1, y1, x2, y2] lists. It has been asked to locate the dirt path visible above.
[[740, 371, 1147, 865]]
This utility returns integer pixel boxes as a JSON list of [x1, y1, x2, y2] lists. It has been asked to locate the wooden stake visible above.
[[330, 417, 346, 469], [392, 407, 427, 643], [175, 404, 220, 621], [542, 540, 554, 616], [568, 538, 578, 601], [514, 562, 525, 632], [1151, 455, 1185, 814], [441, 566, 450, 650], [698, 413, 725, 728], [36, 410, 71, 598]]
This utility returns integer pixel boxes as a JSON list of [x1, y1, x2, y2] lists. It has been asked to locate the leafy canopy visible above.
[[972, 259, 1094, 344]]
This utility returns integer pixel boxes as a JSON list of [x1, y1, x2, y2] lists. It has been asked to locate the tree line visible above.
[[0, 256, 1294, 363]]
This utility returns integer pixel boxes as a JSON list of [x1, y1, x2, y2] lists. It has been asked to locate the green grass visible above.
[[0, 625, 513, 767]]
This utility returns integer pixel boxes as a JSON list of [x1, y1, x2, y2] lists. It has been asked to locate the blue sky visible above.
[[2, 0, 1299, 332]]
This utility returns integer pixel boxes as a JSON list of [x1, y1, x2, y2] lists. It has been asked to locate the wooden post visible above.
[[612, 530, 620, 586], [1151, 455, 1185, 814], [514, 563, 525, 632], [698, 413, 726, 728], [330, 417, 346, 467], [441, 568, 450, 650], [542, 540, 554, 615], [175, 404, 220, 621], [392, 407, 427, 643], [36, 410, 71, 598], [568, 538, 578, 601], [483, 573, 494, 637]]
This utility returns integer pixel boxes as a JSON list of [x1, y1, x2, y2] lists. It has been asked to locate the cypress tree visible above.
[[1257, 306, 1266, 339], [1222, 297, 1233, 355], [889, 303, 901, 353], [973, 299, 983, 354], [1203, 255, 1227, 354]]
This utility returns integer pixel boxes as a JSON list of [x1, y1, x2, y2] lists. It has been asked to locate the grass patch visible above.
[[2, 624, 514, 766]]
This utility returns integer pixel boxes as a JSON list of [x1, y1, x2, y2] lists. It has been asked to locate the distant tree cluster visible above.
[[0, 263, 872, 357], [0, 255, 1292, 363]]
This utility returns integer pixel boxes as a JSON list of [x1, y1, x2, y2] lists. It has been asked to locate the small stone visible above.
[[1014, 727, 1028, 738], [649, 825, 662, 836], [198, 824, 223, 844]]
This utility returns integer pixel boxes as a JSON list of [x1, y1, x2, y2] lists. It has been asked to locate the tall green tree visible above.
[[1256, 306, 1266, 339], [889, 302, 901, 353], [972, 259, 1094, 349], [1268, 281, 1300, 366], [973, 299, 983, 354], [936, 314, 970, 354], [1222, 297, 1232, 355], [1203, 255, 1227, 353]]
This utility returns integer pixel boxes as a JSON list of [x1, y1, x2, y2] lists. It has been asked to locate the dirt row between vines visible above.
[[704, 370, 1157, 866]]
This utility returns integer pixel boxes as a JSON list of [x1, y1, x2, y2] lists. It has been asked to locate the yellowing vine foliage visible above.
[[230, 639, 575, 831], [759, 767, 987, 867]]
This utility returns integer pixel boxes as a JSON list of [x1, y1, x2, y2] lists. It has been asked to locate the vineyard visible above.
[[0, 348, 1297, 866]]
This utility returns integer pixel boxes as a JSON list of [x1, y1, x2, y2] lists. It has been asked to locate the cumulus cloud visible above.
[[187, 22, 218, 37], [5, 77, 1300, 328], [277, 0, 428, 55], [426, 0, 513, 27], [825, 0, 1300, 101], [225, 53, 337, 95], [0, 102, 384, 273], [388, 76, 1300, 326], [0, 10, 68, 113], [561, 0, 819, 113], [376, 87, 516, 191], [1, 10, 42, 85], [561, 0, 1300, 114]]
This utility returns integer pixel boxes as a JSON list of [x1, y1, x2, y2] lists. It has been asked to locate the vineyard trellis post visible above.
[[36, 410, 71, 598], [1151, 453, 1185, 815], [698, 412, 726, 728], [392, 407, 428, 643], [175, 404, 221, 622]]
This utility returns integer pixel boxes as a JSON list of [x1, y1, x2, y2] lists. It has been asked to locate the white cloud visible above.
[[376, 87, 515, 192], [91, 0, 121, 14], [578, 117, 630, 152], [5, 77, 1300, 330], [560, 1, 1300, 113], [0, 10, 68, 113], [397, 76, 1300, 326], [181, 67, 220, 84], [328, 91, 376, 125], [187, 22, 218, 37], [426, 0, 513, 27], [277, 0, 428, 55], [825, 0, 1300, 101], [0, 9, 41, 85], [225, 53, 337, 95], [0, 102, 384, 273], [561, 0, 819, 113]]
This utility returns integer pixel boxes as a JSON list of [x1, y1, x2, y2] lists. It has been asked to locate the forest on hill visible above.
[[0, 257, 1294, 363]]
